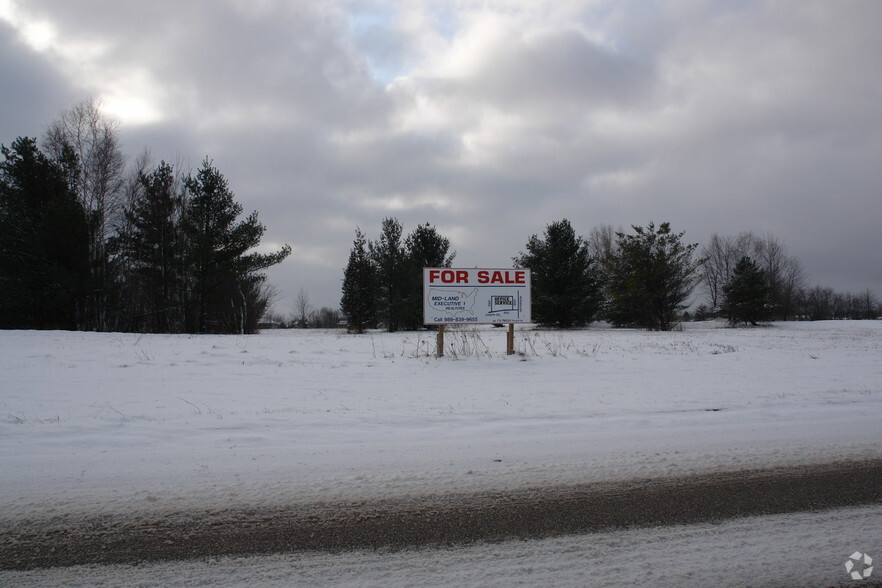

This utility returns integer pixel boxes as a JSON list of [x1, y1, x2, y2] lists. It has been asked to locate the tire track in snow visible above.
[[2, 459, 881, 570]]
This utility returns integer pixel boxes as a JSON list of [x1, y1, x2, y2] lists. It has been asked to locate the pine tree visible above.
[[604, 222, 702, 331], [514, 219, 603, 328], [0, 137, 90, 329], [403, 222, 455, 330], [369, 217, 408, 332], [722, 256, 771, 326], [180, 159, 290, 334], [341, 228, 377, 333], [115, 161, 185, 332]]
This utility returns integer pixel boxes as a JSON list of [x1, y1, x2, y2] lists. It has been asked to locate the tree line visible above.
[[515, 220, 705, 330], [0, 99, 290, 333], [341, 218, 454, 333], [342, 218, 879, 332], [696, 231, 877, 322], [258, 288, 343, 329]]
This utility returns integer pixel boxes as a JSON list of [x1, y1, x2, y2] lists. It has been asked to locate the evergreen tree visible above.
[[604, 222, 702, 331], [115, 161, 185, 332], [403, 222, 455, 330], [514, 219, 603, 328], [722, 256, 772, 326], [369, 217, 408, 332], [341, 228, 377, 333], [0, 137, 90, 329], [180, 159, 290, 334]]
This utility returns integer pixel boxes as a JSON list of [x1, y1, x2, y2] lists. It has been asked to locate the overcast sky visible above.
[[2, 0, 880, 313]]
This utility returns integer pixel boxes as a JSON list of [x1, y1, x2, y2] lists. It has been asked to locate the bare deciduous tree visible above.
[[751, 233, 805, 321], [861, 289, 879, 319], [700, 233, 736, 314], [701, 231, 804, 320], [587, 224, 619, 261], [44, 98, 127, 330], [309, 307, 342, 328], [293, 288, 312, 327]]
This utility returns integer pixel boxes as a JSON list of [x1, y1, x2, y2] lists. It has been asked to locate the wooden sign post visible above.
[[436, 324, 445, 358]]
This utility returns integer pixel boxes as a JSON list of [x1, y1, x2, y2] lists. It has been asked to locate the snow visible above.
[[3, 505, 880, 587], [1, 321, 881, 585]]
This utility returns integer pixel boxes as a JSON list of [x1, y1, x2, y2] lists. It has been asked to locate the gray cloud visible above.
[[2, 0, 880, 313], [0, 23, 78, 139]]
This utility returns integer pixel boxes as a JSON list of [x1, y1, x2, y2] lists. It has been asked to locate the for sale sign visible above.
[[423, 268, 531, 325]]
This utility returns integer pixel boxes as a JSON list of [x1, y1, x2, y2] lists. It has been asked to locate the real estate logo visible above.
[[845, 552, 873, 581]]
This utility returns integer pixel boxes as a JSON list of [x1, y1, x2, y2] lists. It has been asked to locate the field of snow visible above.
[[1, 321, 881, 585]]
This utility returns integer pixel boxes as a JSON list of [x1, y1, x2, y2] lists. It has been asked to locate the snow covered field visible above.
[[2, 321, 881, 585]]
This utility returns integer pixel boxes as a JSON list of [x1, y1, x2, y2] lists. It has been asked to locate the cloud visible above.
[[2, 0, 881, 312], [0, 21, 78, 138]]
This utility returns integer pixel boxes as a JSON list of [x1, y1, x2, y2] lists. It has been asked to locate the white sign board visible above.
[[423, 268, 531, 325]]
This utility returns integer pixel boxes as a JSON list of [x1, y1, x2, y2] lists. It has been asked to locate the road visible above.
[[3, 459, 881, 571]]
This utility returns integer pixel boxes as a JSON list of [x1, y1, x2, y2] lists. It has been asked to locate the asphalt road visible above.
[[3, 459, 881, 571]]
